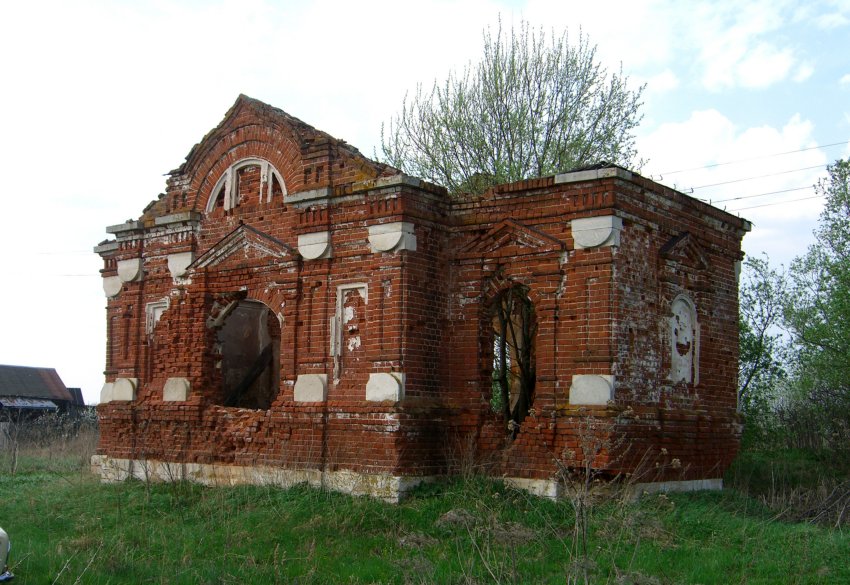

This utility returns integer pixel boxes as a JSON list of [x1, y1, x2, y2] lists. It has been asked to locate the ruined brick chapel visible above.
[[93, 95, 751, 500]]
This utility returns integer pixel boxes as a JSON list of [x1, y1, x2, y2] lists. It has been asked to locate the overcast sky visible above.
[[1, 0, 848, 405]]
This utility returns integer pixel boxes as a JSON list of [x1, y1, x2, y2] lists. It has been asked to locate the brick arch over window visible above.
[[204, 158, 287, 212], [191, 136, 301, 212]]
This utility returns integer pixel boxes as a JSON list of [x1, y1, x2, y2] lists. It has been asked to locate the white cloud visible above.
[[523, 0, 677, 70], [644, 69, 680, 95], [692, 0, 805, 91], [638, 110, 827, 266], [814, 11, 850, 28], [735, 43, 796, 88], [840, 73, 850, 86], [794, 0, 850, 27], [792, 62, 815, 82], [639, 110, 738, 178]]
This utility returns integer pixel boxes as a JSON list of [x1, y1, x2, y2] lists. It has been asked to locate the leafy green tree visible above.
[[783, 158, 850, 442], [738, 255, 788, 413], [380, 19, 644, 195], [776, 159, 850, 450], [737, 160, 850, 448], [738, 255, 789, 446]]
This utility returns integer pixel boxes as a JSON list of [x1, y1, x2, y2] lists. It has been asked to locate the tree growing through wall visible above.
[[380, 19, 644, 195]]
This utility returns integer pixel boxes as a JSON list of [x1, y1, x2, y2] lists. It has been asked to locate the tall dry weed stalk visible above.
[[555, 411, 686, 584]]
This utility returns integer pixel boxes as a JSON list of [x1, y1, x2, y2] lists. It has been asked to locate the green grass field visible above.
[[1, 447, 847, 584]]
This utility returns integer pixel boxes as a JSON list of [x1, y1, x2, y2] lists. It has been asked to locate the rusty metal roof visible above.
[[0, 364, 74, 402]]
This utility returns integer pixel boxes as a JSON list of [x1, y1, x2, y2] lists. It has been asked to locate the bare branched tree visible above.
[[380, 19, 644, 195]]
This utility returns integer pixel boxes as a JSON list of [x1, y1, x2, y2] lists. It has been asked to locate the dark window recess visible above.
[[217, 300, 281, 409]]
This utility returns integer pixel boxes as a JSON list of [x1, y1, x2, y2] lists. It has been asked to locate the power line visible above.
[[3, 273, 98, 278], [33, 250, 96, 256], [658, 139, 849, 177], [710, 185, 813, 204], [728, 193, 824, 212], [690, 164, 825, 190]]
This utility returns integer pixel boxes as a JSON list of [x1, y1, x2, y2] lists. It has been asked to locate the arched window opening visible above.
[[489, 284, 537, 436], [205, 158, 287, 213], [270, 172, 285, 199], [236, 164, 261, 205], [212, 183, 226, 209], [217, 299, 281, 409]]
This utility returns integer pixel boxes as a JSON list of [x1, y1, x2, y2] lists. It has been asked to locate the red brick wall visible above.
[[97, 98, 748, 487]]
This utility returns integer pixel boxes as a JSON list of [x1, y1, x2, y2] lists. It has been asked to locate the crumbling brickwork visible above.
[[93, 96, 750, 499]]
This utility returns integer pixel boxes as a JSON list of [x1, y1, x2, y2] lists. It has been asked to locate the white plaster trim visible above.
[[366, 372, 405, 402], [100, 382, 114, 403], [571, 216, 623, 249], [106, 220, 143, 234], [504, 477, 723, 501], [94, 241, 121, 254], [154, 211, 202, 227], [89, 454, 723, 504], [145, 298, 170, 335], [163, 377, 190, 401], [167, 252, 195, 278], [112, 378, 138, 401], [367, 222, 417, 253], [297, 231, 332, 260], [569, 374, 614, 405], [352, 173, 423, 192], [630, 478, 722, 497], [294, 374, 328, 402], [205, 158, 287, 212], [504, 477, 561, 499], [554, 167, 632, 184], [102, 275, 122, 298], [283, 187, 332, 205], [117, 258, 143, 283], [93, 456, 430, 503]]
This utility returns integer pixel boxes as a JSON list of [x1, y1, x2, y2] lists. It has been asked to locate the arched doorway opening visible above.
[[217, 299, 281, 409]]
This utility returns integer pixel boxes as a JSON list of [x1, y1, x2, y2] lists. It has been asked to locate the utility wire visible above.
[[690, 164, 825, 190], [33, 250, 96, 255], [728, 193, 824, 212], [710, 185, 813, 204], [658, 140, 849, 176]]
